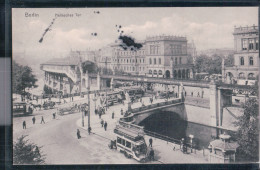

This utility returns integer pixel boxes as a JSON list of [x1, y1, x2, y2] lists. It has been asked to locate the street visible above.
[[13, 93, 207, 164]]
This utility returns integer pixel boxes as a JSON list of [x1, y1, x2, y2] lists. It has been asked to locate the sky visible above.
[[12, 7, 258, 63]]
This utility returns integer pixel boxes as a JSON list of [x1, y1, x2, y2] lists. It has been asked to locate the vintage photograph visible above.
[[12, 7, 258, 164]]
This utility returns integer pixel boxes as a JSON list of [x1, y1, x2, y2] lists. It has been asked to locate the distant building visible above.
[[99, 35, 194, 79], [145, 35, 193, 79], [187, 40, 197, 63], [223, 25, 259, 85], [197, 48, 235, 58]]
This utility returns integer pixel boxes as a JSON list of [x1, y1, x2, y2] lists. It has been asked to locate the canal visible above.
[[138, 110, 236, 150]]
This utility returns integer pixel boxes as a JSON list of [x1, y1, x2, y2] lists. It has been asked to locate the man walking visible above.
[[112, 112, 114, 119], [22, 121, 26, 129], [121, 108, 123, 115], [77, 129, 81, 139], [32, 116, 36, 124], [40, 116, 45, 124], [104, 121, 107, 131], [149, 138, 153, 147], [53, 113, 56, 119], [88, 126, 92, 135], [101, 119, 104, 127]]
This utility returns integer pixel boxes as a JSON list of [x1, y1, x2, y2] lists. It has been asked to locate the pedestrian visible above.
[[112, 112, 114, 119], [40, 116, 45, 124], [35, 146, 40, 155], [149, 138, 153, 147], [101, 119, 104, 127], [150, 148, 155, 161], [121, 108, 123, 115], [72, 96, 74, 102], [36, 97, 38, 103], [22, 121, 26, 129], [197, 92, 200, 97], [88, 126, 92, 135], [191, 92, 193, 97], [95, 108, 98, 115], [53, 113, 56, 119], [99, 112, 102, 119], [77, 129, 81, 139], [32, 116, 36, 124], [184, 91, 187, 97], [104, 121, 107, 131]]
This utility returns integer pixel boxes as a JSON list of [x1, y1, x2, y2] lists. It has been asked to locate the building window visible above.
[[159, 58, 161, 65], [158, 70, 162, 75], [149, 58, 152, 65], [249, 56, 254, 65], [143, 59, 145, 63], [154, 70, 157, 75], [154, 58, 156, 65], [175, 58, 177, 65], [140, 59, 141, 63], [179, 57, 182, 64], [239, 72, 245, 79], [126, 141, 131, 148], [240, 57, 244, 65], [248, 73, 255, 80], [249, 39, 254, 50], [149, 70, 152, 74], [242, 39, 248, 50], [256, 39, 259, 50], [127, 59, 128, 63], [133, 67, 135, 71]]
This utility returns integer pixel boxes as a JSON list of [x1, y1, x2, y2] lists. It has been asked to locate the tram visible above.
[[112, 121, 148, 162], [13, 102, 33, 117]]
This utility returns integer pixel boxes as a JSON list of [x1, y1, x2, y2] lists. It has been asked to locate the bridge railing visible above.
[[130, 98, 183, 114]]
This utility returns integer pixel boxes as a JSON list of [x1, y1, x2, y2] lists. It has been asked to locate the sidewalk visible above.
[[76, 95, 209, 163]]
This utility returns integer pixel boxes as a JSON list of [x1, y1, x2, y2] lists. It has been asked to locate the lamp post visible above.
[[189, 134, 194, 153], [81, 106, 84, 127], [92, 92, 97, 110], [87, 75, 91, 129]]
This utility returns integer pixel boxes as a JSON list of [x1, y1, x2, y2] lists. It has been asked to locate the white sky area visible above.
[[12, 7, 258, 62]]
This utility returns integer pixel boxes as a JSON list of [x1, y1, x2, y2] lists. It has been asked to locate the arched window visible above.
[[153, 70, 157, 75], [239, 72, 245, 79], [179, 57, 182, 64], [159, 58, 161, 65], [249, 56, 254, 65], [240, 57, 244, 65], [149, 70, 152, 74], [154, 58, 157, 65], [248, 73, 255, 80], [149, 58, 152, 65], [158, 70, 163, 75]]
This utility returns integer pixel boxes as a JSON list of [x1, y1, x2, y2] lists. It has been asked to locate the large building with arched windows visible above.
[[103, 35, 194, 79], [223, 25, 259, 85]]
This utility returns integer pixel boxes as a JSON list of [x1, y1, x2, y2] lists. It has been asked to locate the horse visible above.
[[32, 104, 42, 111]]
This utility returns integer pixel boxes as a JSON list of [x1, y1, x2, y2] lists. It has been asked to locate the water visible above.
[[139, 110, 235, 150]]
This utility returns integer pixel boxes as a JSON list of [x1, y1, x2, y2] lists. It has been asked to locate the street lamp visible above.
[[81, 105, 84, 127], [92, 92, 97, 110], [189, 134, 194, 153]]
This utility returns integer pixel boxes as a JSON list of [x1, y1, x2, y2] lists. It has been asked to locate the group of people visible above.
[[100, 119, 108, 131], [22, 115, 47, 129]]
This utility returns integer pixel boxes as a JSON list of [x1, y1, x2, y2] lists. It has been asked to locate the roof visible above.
[[209, 139, 239, 151], [42, 57, 81, 66], [114, 125, 144, 141]]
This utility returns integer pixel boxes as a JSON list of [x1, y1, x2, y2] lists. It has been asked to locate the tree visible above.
[[194, 54, 222, 74], [234, 98, 259, 162], [12, 61, 38, 99], [13, 135, 45, 164]]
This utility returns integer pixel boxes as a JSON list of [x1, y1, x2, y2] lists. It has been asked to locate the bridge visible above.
[[40, 62, 254, 129]]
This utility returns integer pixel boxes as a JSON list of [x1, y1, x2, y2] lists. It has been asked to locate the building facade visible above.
[[145, 35, 193, 79], [96, 35, 194, 79], [223, 25, 259, 85]]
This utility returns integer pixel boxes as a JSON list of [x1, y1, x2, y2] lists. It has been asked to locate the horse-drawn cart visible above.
[[58, 105, 78, 116]]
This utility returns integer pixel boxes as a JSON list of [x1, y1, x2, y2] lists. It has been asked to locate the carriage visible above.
[[58, 105, 78, 115], [43, 101, 56, 110]]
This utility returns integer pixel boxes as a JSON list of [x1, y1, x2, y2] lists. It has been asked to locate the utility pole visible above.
[[87, 71, 91, 129]]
